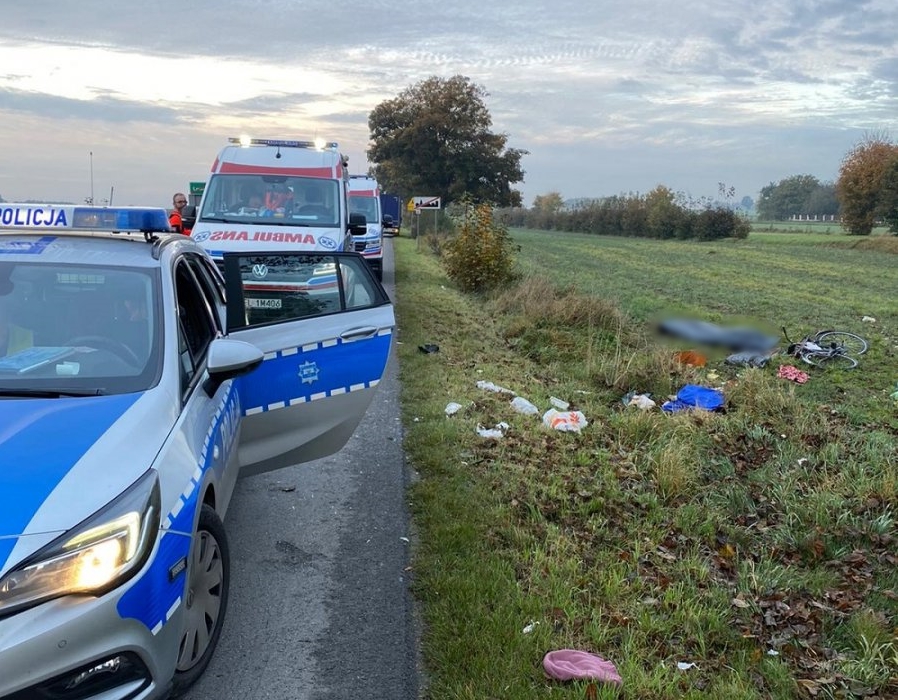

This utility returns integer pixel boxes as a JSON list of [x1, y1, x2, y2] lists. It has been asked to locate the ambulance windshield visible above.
[[348, 195, 380, 224], [199, 175, 340, 227]]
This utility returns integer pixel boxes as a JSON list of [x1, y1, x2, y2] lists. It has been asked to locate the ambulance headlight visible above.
[[0, 470, 160, 616]]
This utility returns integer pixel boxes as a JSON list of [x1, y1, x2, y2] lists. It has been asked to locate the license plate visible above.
[[246, 297, 283, 309]]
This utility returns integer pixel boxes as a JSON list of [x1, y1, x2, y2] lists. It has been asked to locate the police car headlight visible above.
[[0, 470, 160, 616]]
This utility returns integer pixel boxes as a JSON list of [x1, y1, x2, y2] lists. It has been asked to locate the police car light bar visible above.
[[0, 204, 172, 233], [229, 137, 339, 150]]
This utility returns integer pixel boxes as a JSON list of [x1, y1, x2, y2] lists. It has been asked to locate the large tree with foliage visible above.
[[756, 175, 836, 220], [367, 75, 527, 207], [836, 133, 898, 235]]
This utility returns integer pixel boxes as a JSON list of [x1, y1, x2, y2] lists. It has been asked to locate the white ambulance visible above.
[[191, 137, 366, 259], [347, 175, 384, 281]]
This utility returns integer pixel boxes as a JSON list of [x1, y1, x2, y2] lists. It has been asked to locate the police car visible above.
[[0, 204, 394, 699]]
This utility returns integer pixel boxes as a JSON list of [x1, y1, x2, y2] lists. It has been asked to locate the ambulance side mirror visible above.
[[181, 205, 197, 230], [348, 212, 367, 236]]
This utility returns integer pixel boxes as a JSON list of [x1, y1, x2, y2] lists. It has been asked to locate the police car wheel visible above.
[[171, 504, 231, 695], [64, 334, 141, 366]]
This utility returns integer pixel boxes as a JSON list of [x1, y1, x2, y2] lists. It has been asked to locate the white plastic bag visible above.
[[542, 409, 588, 433], [510, 396, 539, 415], [476, 380, 515, 395]]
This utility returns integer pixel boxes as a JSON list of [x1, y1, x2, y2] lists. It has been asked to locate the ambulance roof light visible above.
[[228, 137, 339, 150], [0, 204, 172, 234]]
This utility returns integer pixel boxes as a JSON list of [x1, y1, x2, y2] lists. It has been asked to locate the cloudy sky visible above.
[[1, 0, 896, 208]]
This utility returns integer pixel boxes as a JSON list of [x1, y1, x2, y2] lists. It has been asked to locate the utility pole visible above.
[[88, 151, 95, 205]]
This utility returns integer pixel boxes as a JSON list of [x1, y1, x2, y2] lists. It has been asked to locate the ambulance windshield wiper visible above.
[[201, 217, 243, 223], [0, 387, 107, 398]]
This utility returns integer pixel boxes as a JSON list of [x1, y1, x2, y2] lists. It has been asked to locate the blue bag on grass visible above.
[[661, 384, 725, 413]]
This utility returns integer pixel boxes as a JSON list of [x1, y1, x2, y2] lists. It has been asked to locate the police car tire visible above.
[[170, 504, 231, 696]]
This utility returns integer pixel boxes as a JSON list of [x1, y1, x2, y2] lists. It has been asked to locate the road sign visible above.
[[189, 181, 206, 196], [412, 196, 441, 210]]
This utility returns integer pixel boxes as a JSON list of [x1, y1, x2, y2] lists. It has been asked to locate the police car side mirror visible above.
[[348, 212, 367, 236], [203, 338, 264, 397]]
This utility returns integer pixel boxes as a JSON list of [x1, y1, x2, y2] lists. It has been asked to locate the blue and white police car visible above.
[[0, 204, 394, 699]]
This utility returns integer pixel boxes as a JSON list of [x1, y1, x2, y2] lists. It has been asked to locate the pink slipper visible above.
[[543, 649, 622, 684]]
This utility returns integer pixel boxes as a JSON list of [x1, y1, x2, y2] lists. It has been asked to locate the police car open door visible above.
[[221, 251, 394, 476]]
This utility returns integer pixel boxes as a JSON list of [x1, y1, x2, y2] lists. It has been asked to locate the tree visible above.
[[836, 133, 898, 235], [367, 75, 528, 207], [532, 192, 564, 213], [757, 175, 826, 220], [879, 158, 898, 234]]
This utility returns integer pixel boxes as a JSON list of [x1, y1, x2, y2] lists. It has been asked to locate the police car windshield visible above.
[[199, 175, 340, 227], [0, 263, 162, 395]]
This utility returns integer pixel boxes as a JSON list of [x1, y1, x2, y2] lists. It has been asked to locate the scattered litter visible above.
[[767, 649, 779, 656], [522, 620, 540, 634], [445, 402, 463, 416], [399, 536, 409, 543], [797, 457, 809, 466], [549, 396, 570, 410], [661, 385, 724, 413], [862, 316, 877, 323], [477, 422, 509, 439], [418, 343, 439, 354], [677, 661, 698, 671], [542, 649, 622, 685], [625, 393, 656, 410], [476, 380, 516, 395], [725, 350, 773, 368], [542, 409, 588, 432], [674, 349, 707, 367], [777, 365, 809, 384], [510, 396, 539, 415]]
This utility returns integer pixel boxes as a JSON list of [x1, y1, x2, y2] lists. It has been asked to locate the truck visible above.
[[379, 193, 402, 237], [190, 137, 366, 258], [347, 175, 384, 280]]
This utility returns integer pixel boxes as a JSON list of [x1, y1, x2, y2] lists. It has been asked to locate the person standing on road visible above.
[[169, 192, 191, 235]]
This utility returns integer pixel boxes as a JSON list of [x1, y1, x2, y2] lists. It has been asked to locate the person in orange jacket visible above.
[[168, 192, 191, 234]]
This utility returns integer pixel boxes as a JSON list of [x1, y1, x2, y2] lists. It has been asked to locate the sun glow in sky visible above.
[[0, 0, 895, 208]]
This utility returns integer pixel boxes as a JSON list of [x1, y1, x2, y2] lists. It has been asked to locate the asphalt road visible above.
[[183, 239, 420, 700]]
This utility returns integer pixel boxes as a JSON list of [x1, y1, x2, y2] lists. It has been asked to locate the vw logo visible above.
[[251, 264, 269, 279]]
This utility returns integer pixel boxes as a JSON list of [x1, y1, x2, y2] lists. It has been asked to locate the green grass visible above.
[[394, 229, 898, 699]]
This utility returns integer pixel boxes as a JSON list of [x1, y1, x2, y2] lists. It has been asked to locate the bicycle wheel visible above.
[[801, 350, 858, 369], [814, 331, 868, 356]]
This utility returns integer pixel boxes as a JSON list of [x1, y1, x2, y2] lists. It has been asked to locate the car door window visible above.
[[222, 253, 388, 330], [175, 259, 218, 394]]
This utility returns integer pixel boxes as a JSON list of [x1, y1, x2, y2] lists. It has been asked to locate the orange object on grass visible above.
[[674, 350, 707, 367]]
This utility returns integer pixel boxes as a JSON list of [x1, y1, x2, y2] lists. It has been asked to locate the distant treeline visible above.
[[495, 190, 749, 241]]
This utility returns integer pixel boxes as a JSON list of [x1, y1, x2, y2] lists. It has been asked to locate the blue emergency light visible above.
[[71, 207, 171, 232], [0, 204, 172, 233]]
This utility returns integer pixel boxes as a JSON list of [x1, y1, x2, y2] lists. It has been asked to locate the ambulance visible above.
[[191, 137, 367, 259], [347, 175, 384, 281]]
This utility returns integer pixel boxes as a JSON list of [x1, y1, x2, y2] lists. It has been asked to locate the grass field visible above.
[[394, 228, 897, 699]]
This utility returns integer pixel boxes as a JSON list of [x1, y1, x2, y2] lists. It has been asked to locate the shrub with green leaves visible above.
[[440, 202, 519, 293]]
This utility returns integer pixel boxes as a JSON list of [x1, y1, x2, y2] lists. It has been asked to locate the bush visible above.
[[441, 202, 519, 293]]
